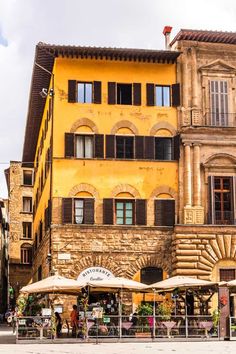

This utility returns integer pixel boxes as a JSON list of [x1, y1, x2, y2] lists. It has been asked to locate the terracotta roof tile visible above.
[[170, 29, 236, 46]]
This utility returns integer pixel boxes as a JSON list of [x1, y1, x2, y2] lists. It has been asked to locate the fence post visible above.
[[185, 315, 188, 338]]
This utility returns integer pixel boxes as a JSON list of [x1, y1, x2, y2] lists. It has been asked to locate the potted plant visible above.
[[212, 308, 220, 336], [157, 300, 175, 337], [135, 303, 153, 337]]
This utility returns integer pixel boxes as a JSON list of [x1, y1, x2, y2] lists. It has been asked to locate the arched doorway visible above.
[[132, 266, 168, 310]]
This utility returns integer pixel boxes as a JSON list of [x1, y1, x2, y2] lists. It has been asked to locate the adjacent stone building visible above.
[[5, 162, 34, 302], [0, 199, 8, 312]]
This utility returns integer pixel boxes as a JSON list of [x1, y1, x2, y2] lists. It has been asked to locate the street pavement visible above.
[[0, 325, 236, 354]]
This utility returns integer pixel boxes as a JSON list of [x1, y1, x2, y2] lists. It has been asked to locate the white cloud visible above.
[[0, 0, 235, 196]]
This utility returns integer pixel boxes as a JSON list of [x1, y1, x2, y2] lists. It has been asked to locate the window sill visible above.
[[20, 238, 33, 241], [20, 211, 33, 215], [21, 184, 33, 187]]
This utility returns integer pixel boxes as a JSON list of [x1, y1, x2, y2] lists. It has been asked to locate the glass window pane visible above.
[[155, 86, 162, 106], [126, 209, 132, 218], [78, 83, 85, 103], [116, 202, 124, 210], [76, 136, 84, 158], [125, 217, 133, 225], [85, 136, 93, 158], [116, 210, 123, 218], [116, 217, 124, 224], [125, 202, 132, 210], [125, 137, 134, 158], [116, 137, 124, 158], [85, 83, 92, 103], [163, 87, 170, 106]]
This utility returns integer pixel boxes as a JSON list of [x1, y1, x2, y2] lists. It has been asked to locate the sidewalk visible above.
[[0, 324, 16, 344]]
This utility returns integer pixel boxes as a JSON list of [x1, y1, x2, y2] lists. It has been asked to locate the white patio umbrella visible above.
[[88, 276, 147, 292], [146, 275, 217, 291], [20, 274, 86, 295]]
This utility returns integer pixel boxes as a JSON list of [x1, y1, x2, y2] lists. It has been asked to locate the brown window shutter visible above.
[[133, 83, 141, 106], [93, 81, 102, 104], [135, 136, 145, 159], [208, 176, 214, 224], [105, 135, 115, 158], [94, 134, 104, 158], [154, 199, 175, 226], [68, 80, 77, 103], [146, 83, 155, 106], [62, 198, 73, 224], [173, 134, 180, 160], [136, 199, 147, 225], [84, 198, 95, 224], [103, 199, 114, 224], [144, 136, 155, 159], [172, 83, 180, 107], [108, 82, 116, 104], [65, 133, 75, 157]]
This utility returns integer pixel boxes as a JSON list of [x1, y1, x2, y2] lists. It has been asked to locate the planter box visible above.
[[135, 332, 152, 338]]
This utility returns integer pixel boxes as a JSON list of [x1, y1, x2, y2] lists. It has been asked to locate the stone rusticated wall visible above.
[[50, 225, 173, 279], [172, 225, 236, 279]]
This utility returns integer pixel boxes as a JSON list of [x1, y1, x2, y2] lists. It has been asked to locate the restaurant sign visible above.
[[77, 267, 114, 282]]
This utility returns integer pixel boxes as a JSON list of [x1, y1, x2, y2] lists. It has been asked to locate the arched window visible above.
[[140, 267, 163, 285], [20, 243, 32, 264]]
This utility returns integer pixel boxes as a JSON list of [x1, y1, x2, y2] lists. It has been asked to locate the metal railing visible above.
[[16, 315, 219, 341]]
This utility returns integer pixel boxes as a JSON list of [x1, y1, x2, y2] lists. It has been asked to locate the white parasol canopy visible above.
[[20, 274, 85, 295], [226, 279, 236, 287], [87, 276, 147, 292], [146, 275, 217, 291]]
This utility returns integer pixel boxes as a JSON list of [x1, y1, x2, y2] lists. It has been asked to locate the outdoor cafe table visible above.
[[199, 321, 213, 337], [161, 321, 176, 337]]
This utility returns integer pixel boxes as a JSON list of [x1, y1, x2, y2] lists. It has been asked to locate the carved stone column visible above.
[[191, 47, 198, 108], [193, 143, 201, 207], [184, 143, 192, 207]]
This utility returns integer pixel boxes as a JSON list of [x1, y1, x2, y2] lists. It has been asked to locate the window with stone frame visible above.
[[23, 170, 33, 186], [116, 136, 134, 159], [210, 80, 229, 126], [115, 200, 134, 225], [20, 244, 32, 264], [22, 196, 32, 213], [208, 176, 235, 225], [62, 198, 95, 225], [219, 269, 236, 282], [22, 222, 32, 239]]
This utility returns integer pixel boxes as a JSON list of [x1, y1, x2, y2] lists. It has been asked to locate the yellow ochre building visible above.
[[21, 40, 181, 308]]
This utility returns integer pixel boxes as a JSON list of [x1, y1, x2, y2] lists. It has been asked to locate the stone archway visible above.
[[125, 254, 170, 279], [150, 121, 176, 136], [111, 120, 139, 135], [70, 118, 99, 134], [68, 183, 100, 198], [111, 184, 141, 198]]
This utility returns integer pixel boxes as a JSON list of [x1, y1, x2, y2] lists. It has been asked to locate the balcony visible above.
[[203, 112, 236, 127]]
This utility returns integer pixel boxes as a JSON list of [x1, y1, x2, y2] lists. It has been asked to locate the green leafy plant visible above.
[[157, 301, 174, 321], [136, 303, 153, 332], [212, 308, 220, 331]]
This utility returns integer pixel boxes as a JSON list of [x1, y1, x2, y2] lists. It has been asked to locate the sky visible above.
[[0, 0, 235, 198]]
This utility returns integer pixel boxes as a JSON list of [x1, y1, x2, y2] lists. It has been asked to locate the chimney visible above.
[[163, 26, 173, 49]]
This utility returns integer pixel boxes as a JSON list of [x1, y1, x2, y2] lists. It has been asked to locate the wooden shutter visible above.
[[144, 136, 155, 159], [68, 80, 77, 103], [62, 198, 73, 224], [136, 199, 147, 225], [103, 199, 114, 224], [135, 136, 145, 159], [146, 83, 155, 106], [172, 83, 180, 107], [108, 82, 116, 104], [133, 83, 141, 106], [105, 135, 115, 158], [155, 199, 175, 226], [84, 199, 95, 224], [93, 81, 102, 104], [173, 134, 180, 160], [208, 176, 214, 224], [94, 134, 104, 158], [65, 133, 75, 157]]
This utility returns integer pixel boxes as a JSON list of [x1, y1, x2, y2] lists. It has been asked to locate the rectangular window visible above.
[[77, 82, 92, 103], [155, 138, 172, 160], [74, 199, 84, 224], [213, 177, 233, 224], [219, 269, 236, 282], [117, 84, 132, 105], [116, 200, 134, 225], [116, 136, 134, 159], [23, 197, 32, 213], [155, 86, 170, 106], [75, 135, 93, 158], [210, 80, 228, 126], [22, 222, 32, 239], [21, 247, 32, 264], [23, 170, 33, 185]]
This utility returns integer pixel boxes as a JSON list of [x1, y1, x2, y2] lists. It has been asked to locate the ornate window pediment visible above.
[[199, 59, 236, 75]]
